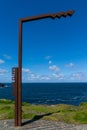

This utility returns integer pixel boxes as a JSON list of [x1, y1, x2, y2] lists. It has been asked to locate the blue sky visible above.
[[0, 0, 87, 83]]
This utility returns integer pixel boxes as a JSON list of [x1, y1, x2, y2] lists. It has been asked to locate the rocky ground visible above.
[[0, 119, 87, 130]]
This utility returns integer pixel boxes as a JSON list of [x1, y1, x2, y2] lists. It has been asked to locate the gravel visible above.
[[0, 119, 87, 130]]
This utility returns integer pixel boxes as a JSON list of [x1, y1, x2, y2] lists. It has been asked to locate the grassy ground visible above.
[[0, 99, 87, 124]]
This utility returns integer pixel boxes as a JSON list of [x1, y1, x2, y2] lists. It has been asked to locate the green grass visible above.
[[1, 99, 87, 124]]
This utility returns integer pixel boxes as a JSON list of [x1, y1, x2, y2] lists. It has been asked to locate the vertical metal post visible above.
[[15, 68, 19, 126], [17, 20, 22, 126], [12, 68, 19, 126]]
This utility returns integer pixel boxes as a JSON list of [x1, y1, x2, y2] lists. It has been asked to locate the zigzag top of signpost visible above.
[[20, 10, 75, 23]]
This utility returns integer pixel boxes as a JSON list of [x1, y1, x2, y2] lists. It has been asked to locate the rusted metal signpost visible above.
[[12, 10, 75, 126]]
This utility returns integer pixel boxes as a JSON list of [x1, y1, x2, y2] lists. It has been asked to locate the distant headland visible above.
[[0, 83, 4, 87]]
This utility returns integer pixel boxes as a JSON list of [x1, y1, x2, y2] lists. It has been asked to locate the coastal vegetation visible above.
[[0, 99, 87, 124]]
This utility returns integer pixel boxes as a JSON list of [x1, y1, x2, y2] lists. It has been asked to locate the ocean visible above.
[[0, 83, 87, 106]]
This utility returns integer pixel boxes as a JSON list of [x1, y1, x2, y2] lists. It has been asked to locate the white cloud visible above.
[[28, 74, 40, 81], [48, 60, 52, 64], [0, 69, 8, 73], [65, 62, 75, 68], [31, 74, 35, 77], [45, 56, 52, 60], [31, 74, 39, 79], [3, 54, 12, 60], [0, 59, 5, 64], [22, 68, 40, 81], [52, 73, 64, 80], [27, 74, 51, 81], [0, 68, 8, 75], [49, 65, 60, 72], [22, 68, 32, 74], [70, 72, 84, 80], [40, 75, 50, 80]]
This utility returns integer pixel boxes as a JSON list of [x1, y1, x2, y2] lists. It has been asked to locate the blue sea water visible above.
[[0, 83, 87, 106]]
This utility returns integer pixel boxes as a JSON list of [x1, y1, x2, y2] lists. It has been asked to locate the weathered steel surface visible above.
[[20, 10, 75, 23], [12, 68, 19, 126], [12, 10, 75, 126], [18, 21, 22, 126]]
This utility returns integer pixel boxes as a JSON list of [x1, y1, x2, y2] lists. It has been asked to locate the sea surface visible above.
[[0, 83, 87, 106]]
